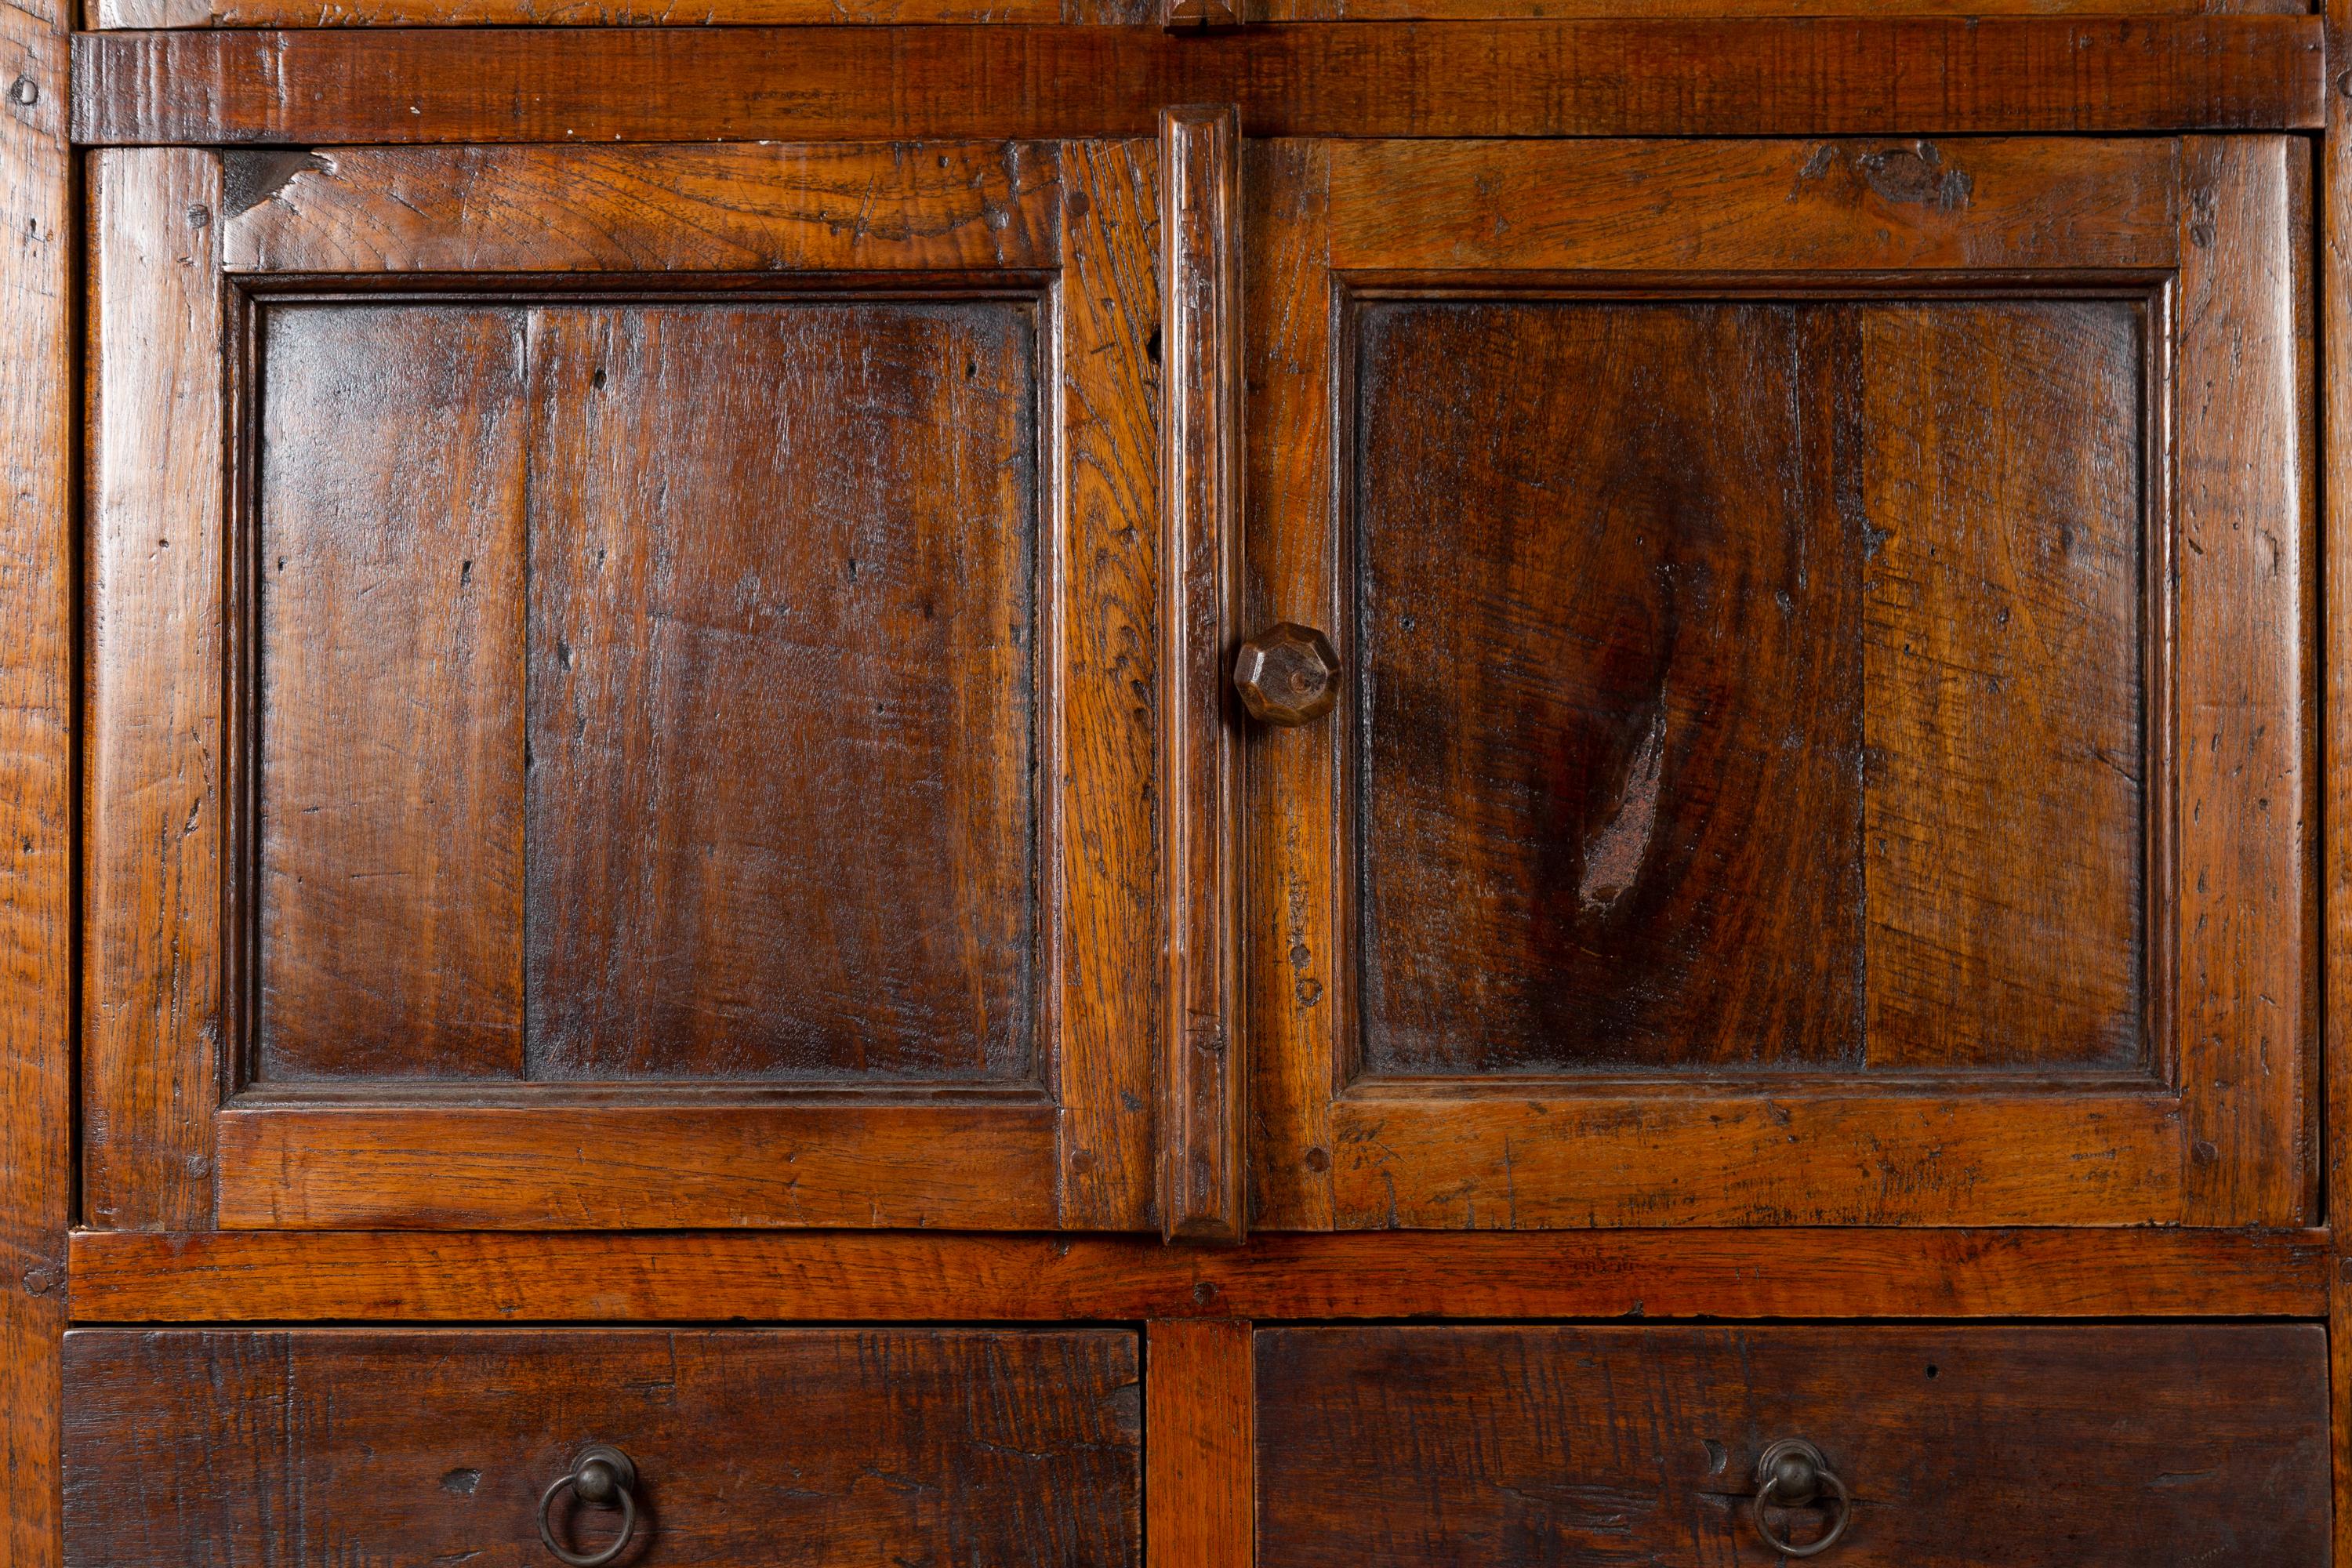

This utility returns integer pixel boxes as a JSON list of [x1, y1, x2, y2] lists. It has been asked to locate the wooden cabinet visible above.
[[6, 9, 2347, 1568], [1241, 135, 2318, 1230], [85, 142, 1166, 1233]]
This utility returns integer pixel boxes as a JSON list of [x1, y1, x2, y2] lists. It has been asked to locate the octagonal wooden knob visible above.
[[1233, 622, 1340, 726]]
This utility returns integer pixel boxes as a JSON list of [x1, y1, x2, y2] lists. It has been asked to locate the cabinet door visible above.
[[85, 143, 1163, 1230], [1243, 137, 2314, 1228]]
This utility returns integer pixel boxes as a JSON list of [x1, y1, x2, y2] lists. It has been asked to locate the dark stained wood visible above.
[[0, 0, 71, 1561], [1240, 139, 1338, 1232], [2327, 0, 2352, 1251], [2336, 1259, 2352, 1568], [2173, 136, 2318, 1225], [1326, 138, 2186, 274], [83, 151, 227, 1222], [256, 302, 528, 1082], [68, 20, 2326, 148], [1147, 1321, 1252, 1568], [93, 0, 1063, 25], [1256, 1325, 2330, 1568], [1354, 299, 1865, 1075], [1248, 133, 2312, 1227], [63, 1328, 1142, 1568], [84, 141, 1165, 1232], [1051, 138, 1163, 1230], [1302, 0, 2301, 16], [1160, 104, 1245, 1242], [521, 297, 1040, 1083], [1858, 300, 2147, 1070], [215, 1104, 1060, 1228], [65, 1228, 2332, 1323], [222, 143, 1063, 274]]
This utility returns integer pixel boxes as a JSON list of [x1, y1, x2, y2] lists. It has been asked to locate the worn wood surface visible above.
[[1240, 139, 1338, 1232], [70, 20, 2325, 147], [214, 1103, 1061, 1228], [1248, 133, 2310, 1228], [2172, 136, 2317, 1225], [64, 1328, 1142, 1568], [221, 143, 1065, 274], [1146, 1322, 1252, 1568], [518, 297, 1041, 1083], [1354, 299, 1867, 1075], [256, 301, 529, 1083], [2336, 1259, 2352, 1567], [1256, 1324, 2330, 1567], [2327, 0, 2352, 1258], [1160, 104, 1244, 1243], [84, 140, 1164, 1232], [65, 1228, 2332, 1322], [83, 151, 227, 1225], [0, 0, 71, 1562], [1052, 138, 1163, 1231]]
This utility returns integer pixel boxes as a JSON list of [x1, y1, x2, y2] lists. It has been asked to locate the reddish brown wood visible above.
[[63, 1328, 1142, 1568], [2328, 0, 2352, 1256], [2335, 1259, 2352, 1566], [517, 297, 1040, 1083], [1146, 1322, 1252, 1568], [1240, 139, 1339, 1233], [1053, 138, 1163, 1230], [1256, 1325, 2330, 1567], [256, 300, 528, 1083], [1, 0, 71, 1563], [68, 20, 2326, 147], [83, 151, 227, 1224], [83, 142, 1167, 1233], [1247, 133, 2311, 1228], [1161, 103, 1245, 1243], [214, 1103, 1062, 1228], [221, 143, 1064, 274], [64, 1228, 2332, 1323], [2173, 136, 2318, 1225]]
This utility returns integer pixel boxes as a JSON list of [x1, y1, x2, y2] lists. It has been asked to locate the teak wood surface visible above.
[[14, 13, 2352, 1568]]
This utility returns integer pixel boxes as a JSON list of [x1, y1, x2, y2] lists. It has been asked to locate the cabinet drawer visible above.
[[1258, 1324, 2327, 1566], [63, 1327, 1140, 1567]]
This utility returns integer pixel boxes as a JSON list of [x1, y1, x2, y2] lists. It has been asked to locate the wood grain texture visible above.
[[1053, 139, 1162, 1232], [1256, 1325, 2330, 1568], [1327, 138, 2186, 274], [1858, 300, 2147, 1070], [214, 1103, 1061, 1228], [67, 1228, 2332, 1323], [221, 143, 1062, 274], [1240, 140, 1336, 1233], [63, 1328, 1142, 1568], [2336, 1258, 2352, 1568], [256, 302, 528, 1082], [0, 1, 71, 1563], [94, 0, 1062, 26], [1353, 299, 1865, 1075], [69, 20, 2326, 147], [2175, 136, 2317, 1225], [83, 151, 226, 1225], [2327, 0, 2352, 1251], [1330, 1093, 2186, 1227], [1160, 104, 1243, 1242], [521, 298, 1040, 1083], [1146, 1321, 1251, 1568]]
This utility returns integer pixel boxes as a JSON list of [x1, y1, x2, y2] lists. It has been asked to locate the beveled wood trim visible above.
[[2174, 135, 2319, 1225], [1160, 103, 1244, 1244], [83, 148, 223, 1232], [214, 1104, 1065, 1229], [1145, 1320, 1252, 1568], [220, 143, 1065, 274], [66, 1228, 2333, 1323], [0, 1, 71, 1563], [68, 18, 2326, 148]]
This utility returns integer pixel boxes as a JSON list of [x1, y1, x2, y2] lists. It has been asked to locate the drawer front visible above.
[[1258, 1325, 2328, 1566], [63, 1328, 1140, 1567]]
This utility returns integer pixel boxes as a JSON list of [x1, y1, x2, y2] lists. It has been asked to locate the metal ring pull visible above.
[[537, 1444, 639, 1567], [1751, 1439, 1851, 1559]]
